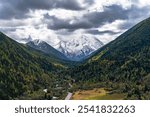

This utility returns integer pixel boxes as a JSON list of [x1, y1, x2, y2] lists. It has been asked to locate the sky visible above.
[[0, 0, 150, 45]]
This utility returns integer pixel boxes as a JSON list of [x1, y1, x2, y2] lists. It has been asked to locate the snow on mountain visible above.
[[54, 35, 104, 61], [32, 39, 44, 46], [26, 35, 104, 61], [27, 39, 69, 61]]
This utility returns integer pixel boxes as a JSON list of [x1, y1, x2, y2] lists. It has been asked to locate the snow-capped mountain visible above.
[[26, 35, 104, 61], [31, 39, 43, 46], [54, 35, 104, 61], [26, 39, 69, 61]]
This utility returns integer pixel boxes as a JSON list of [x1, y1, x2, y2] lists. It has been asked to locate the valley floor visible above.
[[71, 88, 126, 100]]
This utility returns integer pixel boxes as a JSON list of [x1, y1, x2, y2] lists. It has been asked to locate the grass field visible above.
[[72, 88, 126, 100]]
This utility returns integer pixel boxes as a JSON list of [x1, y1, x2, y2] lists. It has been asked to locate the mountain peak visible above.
[[27, 40, 69, 61], [54, 35, 104, 61], [32, 39, 44, 45]]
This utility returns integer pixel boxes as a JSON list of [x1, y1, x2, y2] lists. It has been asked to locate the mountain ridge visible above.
[[27, 39, 69, 61], [0, 32, 69, 99], [70, 17, 150, 99], [26, 35, 104, 61], [54, 35, 104, 61]]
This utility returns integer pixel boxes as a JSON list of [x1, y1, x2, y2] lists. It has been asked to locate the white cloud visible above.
[[95, 33, 121, 44], [0, 0, 150, 45], [98, 20, 126, 32], [48, 9, 81, 19], [138, 0, 150, 7]]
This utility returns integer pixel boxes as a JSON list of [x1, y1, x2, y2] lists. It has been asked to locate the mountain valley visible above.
[[0, 17, 150, 100]]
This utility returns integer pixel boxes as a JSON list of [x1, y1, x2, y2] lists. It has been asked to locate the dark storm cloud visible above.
[[46, 4, 150, 32], [84, 5, 129, 27], [86, 30, 119, 35], [0, 0, 86, 19], [44, 14, 92, 31], [45, 5, 127, 31]]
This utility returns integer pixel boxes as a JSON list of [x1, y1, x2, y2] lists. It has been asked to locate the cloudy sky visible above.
[[0, 0, 150, 45]]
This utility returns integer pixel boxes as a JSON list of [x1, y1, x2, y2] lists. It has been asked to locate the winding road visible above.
[[65, 92, 73, 100]]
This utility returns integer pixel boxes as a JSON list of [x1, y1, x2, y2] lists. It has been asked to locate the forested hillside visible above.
[[69, 17, 150, 99], [0, 32, 70, 99]]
